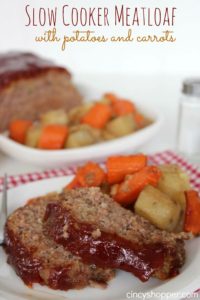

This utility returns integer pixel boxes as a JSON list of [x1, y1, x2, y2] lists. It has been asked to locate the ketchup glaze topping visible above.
[[0, 52, 70, 89], [44, 203, 169, 282]]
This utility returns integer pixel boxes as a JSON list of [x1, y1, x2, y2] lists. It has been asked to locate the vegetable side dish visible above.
[[66, 154, 200, 235], [7, 93, 151, 150]]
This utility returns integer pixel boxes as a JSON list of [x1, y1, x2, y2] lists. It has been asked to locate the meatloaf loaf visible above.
[[4, 194, 114, 290], [44, 188, 190, 282], [0, 52, 82, 131]]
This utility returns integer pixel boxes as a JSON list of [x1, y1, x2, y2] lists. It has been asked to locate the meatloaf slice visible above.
[[4, 194, 114, 290], [0, 52, 82, 131], [44, 188, 190, 282]]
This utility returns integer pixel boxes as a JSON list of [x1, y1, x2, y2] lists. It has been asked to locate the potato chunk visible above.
[[66, 131, 94, 148], [158, 164, 190, 232], [158, 164, 189, 208], [135, 185, 181, 232], [106, 114, 136, 137], [70, 124, 101, 140], [65, 125, 101, 148], [158, 164, 190, 195], [101, 130, 115, 141], [25, 125, 42, 148], [40, 109, 68, 125]]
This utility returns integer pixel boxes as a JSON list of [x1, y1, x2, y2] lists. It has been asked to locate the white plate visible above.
[[0, 177, 200, 300], [0, 89, 163, 167]]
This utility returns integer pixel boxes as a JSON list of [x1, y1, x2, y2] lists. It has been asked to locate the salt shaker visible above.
[[177, 79, 200, 162]]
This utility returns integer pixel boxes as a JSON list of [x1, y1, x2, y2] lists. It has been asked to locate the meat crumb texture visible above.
[[4, 194, 115, 290], [4, 186, 190, 290], [44, 187, 190, 282]]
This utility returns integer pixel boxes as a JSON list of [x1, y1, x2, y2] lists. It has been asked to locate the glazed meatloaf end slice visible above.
[[4, 194, 114, 290], [0, 52, 82, 131], [44, 188, 190, 282]]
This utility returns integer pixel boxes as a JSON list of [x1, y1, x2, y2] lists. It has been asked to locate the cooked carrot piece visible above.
[[76, 162, 106, 187], [112, 99, 136, 116], [66, 162, 106, 189], [184, 190, 200, 235], [9, 120, 32, 144], [106, 154, 147, 184], [104, 93, 119, 104], [65, 177, 81, 190], [133, 112, 145, 127], [38, 125, 68, 150], [81, 103, 112, 129], [111, 166, 162, 205]]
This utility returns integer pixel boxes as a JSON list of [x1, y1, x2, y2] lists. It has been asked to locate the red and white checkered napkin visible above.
[[0, 150, 199, 192]]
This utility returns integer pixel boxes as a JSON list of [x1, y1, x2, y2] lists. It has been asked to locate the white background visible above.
[[0, 0, 200, 173]]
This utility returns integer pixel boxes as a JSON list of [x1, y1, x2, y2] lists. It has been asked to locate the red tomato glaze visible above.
[[44, 203, 167, 282], [4, 225, 85, 290], [0, 52, 70, 89]]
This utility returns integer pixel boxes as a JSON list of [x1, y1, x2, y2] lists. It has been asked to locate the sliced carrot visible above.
[[76, 162, 106, 187], [38, 125, 68, 150], [133, 112, 145, 128], [65, 177, 81, 190], [66, 162, 106, 189], [81, 103, 112, 129], [112, 99, 136, 116], [106, 154, 147, 184], [104, 94, 137, 117], [9, 120, 32, 144], [111, 166, 162, 205], [104, 93, 119, 104], [184, 190, 200, 235]]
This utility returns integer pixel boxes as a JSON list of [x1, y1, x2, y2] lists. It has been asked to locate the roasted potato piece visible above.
[[40, 109, 68, 125], [106, 114, 136, 137], [172, 192, 186, 232], [158, 164, 190, 192], [68, 103, 94, 125], [69, 124, 101, 140], [25, 124, 42, 148], [101, 130, 116, 141], [66, 124, 101, 148], [158, 164, 190, 205], [158, 164, 190, 232], [66, 130, 95, 148], [135, 185, 181, 232]]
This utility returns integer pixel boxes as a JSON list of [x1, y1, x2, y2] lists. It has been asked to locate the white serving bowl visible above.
[[0, 101, 163, 167]]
